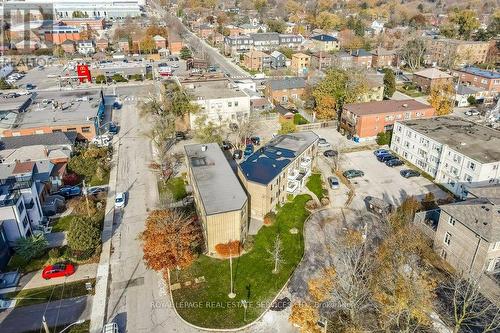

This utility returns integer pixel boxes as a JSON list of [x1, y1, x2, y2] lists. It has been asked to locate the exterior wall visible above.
[[434, 210, 491, 273], [266, 87, 305, 104], [243, 53, 263, 71], [0, 197, 31, 245], [190, 96, 251, 129], [291, 54, 310, 75], [59, 18, 105, 30], [453, 70, 500, 93], [45, 31, 81, 45], [168, 41, 183, 54], [2, 124, 96, 141], [312, 40, 339, 52], [352, 56, 372, 68], [424, 39, 490, 67], [205, 207, 247, 255], [412, 75, 453, 93], [371, 54, 394, 68]]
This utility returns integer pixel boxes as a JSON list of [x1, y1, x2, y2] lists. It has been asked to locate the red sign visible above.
[[76, 64, 92, 83]]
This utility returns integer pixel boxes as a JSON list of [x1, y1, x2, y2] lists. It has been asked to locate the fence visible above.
[[296, 120, 337, 132]]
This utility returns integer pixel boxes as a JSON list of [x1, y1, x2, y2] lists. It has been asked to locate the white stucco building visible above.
[[391, 116, 500, 198], [182, 80, 251, 129]]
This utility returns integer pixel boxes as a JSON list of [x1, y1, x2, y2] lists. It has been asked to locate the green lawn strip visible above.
[[306, 173, 325, 200], [171, 195, 311, 328], [293, 113, 309, 125], [20, 320, 90, 333], [166, 177, 187, 201], [5, 279, 96, 307], [52, 215, 75, 232], [7, 253, 50, 273]]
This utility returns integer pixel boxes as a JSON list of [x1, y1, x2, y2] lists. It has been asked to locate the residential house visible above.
[[291, 53, 310, 76], [61, 39, 76, 54], [424, 38, 490, 68], [185, 143, 248, 255], [152, 35, 167, 49], [77, 40, 95, 55], [168, 32, 184, 54], [332, 51, 354, 69], [265, 77, 306, 104], [310, 52, 334, 70], [240, 22, 265, 34], [237, 132, 319, 219], [270, 51, 286, 69], [117, 38, 130, 53], [342, 99, 435, 140], [369, 20, 385, 35], [351, 49, 372, 68], [197, 24, 214, 39], [371, 47, 397, 68], [390, 116, 500, 198], [412, 68, 454, 93], [182, 79, 251, 129], [309, 34, 339, 52], [455, 85, 488, 107], [224, 25, 242, 37], [243, 50, 271, 71], [95, 38, 109, 52], [453, 67, 500, 100]]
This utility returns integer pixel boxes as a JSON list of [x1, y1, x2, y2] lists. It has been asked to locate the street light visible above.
[[41, 316, 84, 333]]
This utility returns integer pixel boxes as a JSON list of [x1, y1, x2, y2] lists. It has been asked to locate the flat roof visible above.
[[0, 94, 34, 113], [414, 68, 452, 79], [345, 99, 431, 116], [182, 80, 248, 100], [239, 131, 318, 185], [398, 116, 500, 163], [185, 143, 247, 215], [457, 66, 500, 80]]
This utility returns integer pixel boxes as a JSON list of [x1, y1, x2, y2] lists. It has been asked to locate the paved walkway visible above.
[[16, 263, 97, 291], [0, 296, 92, 333]]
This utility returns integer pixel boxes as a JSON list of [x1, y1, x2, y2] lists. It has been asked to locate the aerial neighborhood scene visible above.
[[0, 0, 500, 332]]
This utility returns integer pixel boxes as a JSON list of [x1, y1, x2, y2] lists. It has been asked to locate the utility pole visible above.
[[228, 245, 236, 298], [42, 316, 50, 333], [82, 180, 91, 217]]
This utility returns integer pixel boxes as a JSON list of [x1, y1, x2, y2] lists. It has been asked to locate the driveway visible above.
[[15, 263, 97, 291]]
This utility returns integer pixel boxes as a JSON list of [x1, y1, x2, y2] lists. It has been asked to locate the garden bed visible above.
[[171, 195, 311, 328], [306, 173, 327, 200]]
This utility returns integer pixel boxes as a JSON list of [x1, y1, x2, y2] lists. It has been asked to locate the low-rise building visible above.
[[242, 50, 271, 71], [371, 47, 397, 68], [59, 18, 105, 31], [390, 116, 500, 198], [238, 132, 319, 219], [265, 77, 306, 104], [224, 33, 303, 56], [351, 49, 372, 68], [342, 99, 435, 140], [44, 25, 81, 45], [117, 38, 130, 53], [412, 68, 454, 93], [77, 40, 95, 55], [310, 52, 334, 70], [95, 38, 109, 52], [291, 53, 310, 76], [182, 79, 251, 129], [424, 38, 490, 68], [454, 85, 488, 107], [270, 51, 286, 69], [309, 34, 339, 52], [153, 35, 167, 49], [185, 143, 248, 254], [453, 67, 500, 96]]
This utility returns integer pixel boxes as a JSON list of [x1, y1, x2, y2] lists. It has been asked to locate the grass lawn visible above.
[[396, 85, 425, 98], [7, 253, 50, 273], [293, 113, 309, 125], [159, 177, 187, 201], [51, 215, 75, 232], [5, 279, 95, 307], [171, 195, 311, 328], [306, 173, 327, 200], [21, 320, 90, 333]]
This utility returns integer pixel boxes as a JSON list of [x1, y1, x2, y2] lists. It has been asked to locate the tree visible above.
[[266, 19, 286, 33], [267, 235, 284, 273], [253, 0, 268, 17], [193, 115, 224, 143], [467, 95, 477, 106], [95, 74, 106, 84], [428, 81, 455, 116], [399, 38, 426, 72], [278, 120, 296, 134], [111, 73, 128, 82], [289, 303, 322, 333], [140, 36, 156, 54], [376, 131, 392, 145], [180, 46, 192, 59], [140, 209, 201, 273], [450, 9, 480, 40], [383, 68, 396, 98], [14, 234, 48, 261], [0, 78, 14, 90], [232, 116, 261, 149], [67, 216, 101, 258], [53, 45, 65, 58], [313, 95, 336, 120], [409, 14, 427, 29], [315, 12, 343, 31]]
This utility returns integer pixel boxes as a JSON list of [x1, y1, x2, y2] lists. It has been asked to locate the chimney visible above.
[[201, 145, 207, 152], [402, 103, 408, 108]]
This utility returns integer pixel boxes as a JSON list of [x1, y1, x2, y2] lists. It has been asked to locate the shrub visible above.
[[376, 131, 392, 146], [95, 74, 106, 84], [214, 241, 241, 257], [14, 234, 48, 261], [264, 212, 276, 226], [67, 216, 101, 259], [111, 73, 128, 83], [48, 248, 60, 259], [62, 172, 79, 186]]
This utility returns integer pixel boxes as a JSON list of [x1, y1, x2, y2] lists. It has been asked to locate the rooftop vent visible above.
[[201, 145, 207, 152], [460, 142, 466, 146], [402, 103, 408, 108]]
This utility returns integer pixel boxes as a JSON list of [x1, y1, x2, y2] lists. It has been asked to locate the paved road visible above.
[[0, 296, 91, 333]]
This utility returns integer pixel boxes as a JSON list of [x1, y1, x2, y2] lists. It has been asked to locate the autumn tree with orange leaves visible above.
[[140, 209, 201, 275]]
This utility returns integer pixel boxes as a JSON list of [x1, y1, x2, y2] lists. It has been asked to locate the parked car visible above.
[[115, 192, 126, 208], [245, 143, 254, 153], [386, 158, 404, 167], [233, 149, 242, 159], [323, 150, 338, 158], [57, 186, 81, 198], [318, 138, 330, 148], [244, 145, 254, 157], [175, 131, 185, 141], [103, 122, 119, 135], [87, 187, 107, 195], [378, 154, 397, 162], [465, 109, 480, 116], [25, 83, 36, 90], [328, 176, 340, 189], [250, 136, 261, 145], [374, 149, 390, 157], [400, 169, 421, 178], [221, 140, 232, 150], [42, 263, 75, 280], [343, 169, 364, 179]]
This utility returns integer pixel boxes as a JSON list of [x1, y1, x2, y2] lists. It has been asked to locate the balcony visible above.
[[287, 169, 300, 181], [0, 190, 21, 207], [287, 180, 299, 194], [300, 157, 312, 169]]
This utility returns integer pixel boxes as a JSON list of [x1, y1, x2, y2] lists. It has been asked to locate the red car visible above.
[[42, 263, 75, 280]]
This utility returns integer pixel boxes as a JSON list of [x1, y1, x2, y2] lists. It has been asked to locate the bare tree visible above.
[[267, 235, 284, 274], [232, 115, 261, 149], [399, 38, 426, 72]]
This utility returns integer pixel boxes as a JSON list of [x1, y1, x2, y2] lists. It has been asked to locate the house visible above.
[[77, 40, 95, 55], [369, 20, 385, 35], [310, 34, 339, 52], [185, 143, 248, 255], [61, 39, 76, 54], [182, 79, 251, 129], [224, 24, 242, 37], [0, 161, 45, 245], [95, 38, 109, 52], [152, 35, 167, 49], [424, 38, 490, 67], [168, 32, 184, 54], [452, 67, 500, 98], [390, 116, 500, 198], [332, 51, 354, 69], [270, 51, 286, 69], [358, 76, 384, 103], [310, 52, 334, 70], [454, 85, 488, 107], [371, 47, 397, 68], [242, 50, 271, 71], [265, 77, 306, 104], [239, 22, 265, 34], [351, 49, 372, 68], [117, 38, 130, 53], [274, 104, 297, 120], [291, 53, 310, 76], [237, 132, 319, 219], [341, 99, 435, 140], [412, 68, 454, 93], [431, 184, 500, 275]]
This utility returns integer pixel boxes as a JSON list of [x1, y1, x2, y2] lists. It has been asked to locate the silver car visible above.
[[328, 176, 340, 189]]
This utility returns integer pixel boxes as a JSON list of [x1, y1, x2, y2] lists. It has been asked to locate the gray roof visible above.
[[185, 143, 247, 215], [0, 132, 77, 150], [398, 116, 500, 164], [456, 84, 484, 95], [250, 32, 279, 42], [182, 80, 248, 99], [267, 77, 306, 91], [440, 185, 500, 242]]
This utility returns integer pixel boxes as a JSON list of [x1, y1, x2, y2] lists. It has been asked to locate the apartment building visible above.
[[424, 38, 490, 68], [224, 33, 303, 56], [433, 184, 500, 275], [0, 161, 44, 245], [390, 116, 500, 198], [453, 66, 500, 95], [291, 53, 311, 76], [59, 18, 105, 30], [242, 50, 271, 71], [44, 25, 81, 45], [182, 79, 251, 129], [238, 132, 318, 219], [265, 77, 306, 103], [309, 34, 339, 52], [341, 99, 435, 140], [412, 68, 454, 93], [185, 143, 248, 254]]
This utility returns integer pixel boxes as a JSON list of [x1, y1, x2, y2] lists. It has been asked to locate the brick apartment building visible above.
[[265, 77, 306, 103], [424, 38, 490, 68], [243, 50, 270, 71], [341, 99, 435, 140], [412, 68, 454, 93], [453, 66, 500, 94], [44, 26, 81, 45]]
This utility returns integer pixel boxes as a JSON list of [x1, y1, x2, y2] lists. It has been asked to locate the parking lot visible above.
[[16, 65, 63, 90], [339, 150, 449, 211]]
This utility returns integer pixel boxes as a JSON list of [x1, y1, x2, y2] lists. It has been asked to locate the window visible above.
[[66, 128, 77, 132], [464, 174, 472, 182], [52, 129, 62, 133], [440, 249, 447, 260], [448, 216, 455, 226], [468, 161, 476, 171], [235, 101, 238, 107], [17, 201, 25, 214], [444, 232, 452, 246], [228, 102, 232, 107]]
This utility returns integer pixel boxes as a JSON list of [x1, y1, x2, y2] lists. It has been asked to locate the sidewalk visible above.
[[17, 263, 97, 291]]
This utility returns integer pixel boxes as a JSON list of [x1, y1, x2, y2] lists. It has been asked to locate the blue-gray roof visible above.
[[351, 49, 371, 57], [267, 77, 306, 91], [0, 132, 77, 150], [459, 66, 500, 79], [239, 132, 318, 185], [311, 34, 337, 42]]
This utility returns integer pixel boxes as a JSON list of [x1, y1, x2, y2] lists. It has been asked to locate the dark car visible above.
[[251, 136, 261, 145], [400, 169, 421, 178], [222, 140, 232, 150], [57, 186, 81, 198], [374, 149, 390, 157], [343, 169, 364, 179], [244, 144, 254, 157], [233, 149, 242, 159], [386, 158, 404, 167], [323, 150, 338, 158], [87, 187, 107, 195], [175, 131, 186, 141], [25, 83, 36, 90], [378, 154, 397, 162]]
